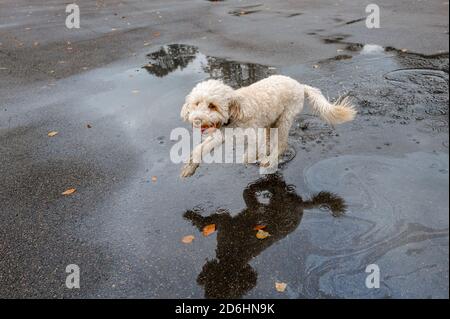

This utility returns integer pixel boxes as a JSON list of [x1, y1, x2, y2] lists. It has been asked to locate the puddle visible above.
[[304, 152, 448, 298], [3, 41, 448, 298], [301, 39, 449, 137], [183, 174, 345, 298], [143, 44, 276, 88], [143, 44, 199, 78]]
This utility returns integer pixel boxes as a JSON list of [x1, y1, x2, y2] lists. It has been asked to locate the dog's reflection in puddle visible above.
[[183, 174, 346, 298]]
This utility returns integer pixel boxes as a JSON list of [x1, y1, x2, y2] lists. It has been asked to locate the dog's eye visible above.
[[208, 103, 217, 110]]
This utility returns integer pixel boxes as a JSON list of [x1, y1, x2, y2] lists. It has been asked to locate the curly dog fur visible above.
[[180, 75, 356, 177]]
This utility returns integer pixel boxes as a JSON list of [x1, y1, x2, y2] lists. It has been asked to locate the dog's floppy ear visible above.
[[180, 102, 190, 121], [229, 96, 243, 121]]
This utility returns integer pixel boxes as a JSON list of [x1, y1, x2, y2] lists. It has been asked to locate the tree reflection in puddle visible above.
[[183, 173, 346, 298], [143, 44, 276, 88]]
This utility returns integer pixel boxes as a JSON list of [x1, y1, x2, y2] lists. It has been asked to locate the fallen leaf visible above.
[[132, 90, 140, 94], [202, 224, 216, 237], [151, 176, 157, 183], [256, 229, 270, 239], [181, 235, 195, 244], [253, 225, 267, 231], [86, 124, 92, 128], [312, 64, 320, 69], [153, 31, 161, 37], [275, 282, 287, 292], [62, 188, 76, 196], [47, 131, 58, 137]]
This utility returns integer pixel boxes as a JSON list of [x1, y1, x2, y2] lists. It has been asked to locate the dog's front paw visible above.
[[180, 163, 199, 178]]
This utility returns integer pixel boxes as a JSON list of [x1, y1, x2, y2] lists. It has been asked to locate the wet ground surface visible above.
[[0, 0, 448, 298]]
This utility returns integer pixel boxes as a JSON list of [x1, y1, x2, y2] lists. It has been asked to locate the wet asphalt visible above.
[[0, 0, 448, 298]]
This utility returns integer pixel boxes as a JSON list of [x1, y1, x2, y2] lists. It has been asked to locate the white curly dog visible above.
[[180, 75, 356, 177]]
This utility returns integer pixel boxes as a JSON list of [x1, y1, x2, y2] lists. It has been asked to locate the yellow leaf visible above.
[[253, 225, 267, 231], [275, 282, 287, 292], [62, 188, 76, 196], [181, 235, 195, 244], [47, 131, 58, 137], [151, 176, 157, 183], [256, 229, 270, 239], [202, 224, 216, 237]]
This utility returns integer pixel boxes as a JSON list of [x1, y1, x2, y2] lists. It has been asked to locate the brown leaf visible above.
[[202, 224, 216, 237], [153, 31, 161, 37], [47, 131, 58, 137], [275, 282, 287, 292], [86, 124, 92, 128], [151, 176, 157, 183], [256, 229, 270, 239], [181, 235, 195, 244], [253, 225, 267, 231], [62, 188, 76, 196]]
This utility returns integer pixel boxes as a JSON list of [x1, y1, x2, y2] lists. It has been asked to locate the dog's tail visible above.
[[304, 85, 356, 125]]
